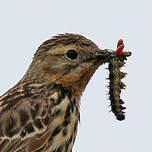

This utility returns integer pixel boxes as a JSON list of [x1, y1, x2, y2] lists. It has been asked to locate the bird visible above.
[[0, 33, 110, 152]]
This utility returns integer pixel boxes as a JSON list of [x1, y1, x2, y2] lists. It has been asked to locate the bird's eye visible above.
[[65, 49, 78, 60]]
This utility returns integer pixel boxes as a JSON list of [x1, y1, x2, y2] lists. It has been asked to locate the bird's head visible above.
[[25, 33, 110, 98]]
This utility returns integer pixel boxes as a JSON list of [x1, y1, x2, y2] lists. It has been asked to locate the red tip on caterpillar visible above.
[[117, 39, 123, 48], [116, 39, 125, 56]]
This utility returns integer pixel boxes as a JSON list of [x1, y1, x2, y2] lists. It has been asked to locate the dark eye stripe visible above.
[[65, 50, 78, 60]]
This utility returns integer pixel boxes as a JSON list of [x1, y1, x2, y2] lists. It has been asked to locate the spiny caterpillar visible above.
[[107, 39, 131, 121]]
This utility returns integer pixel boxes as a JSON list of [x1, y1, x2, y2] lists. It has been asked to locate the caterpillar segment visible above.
[[107, 39, 131, 121]]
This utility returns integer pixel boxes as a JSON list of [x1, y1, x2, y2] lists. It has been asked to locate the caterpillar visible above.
[[107, 39, 131, 121]]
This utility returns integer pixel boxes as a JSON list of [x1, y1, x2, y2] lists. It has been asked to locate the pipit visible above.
[[0, 33, 130, 152]]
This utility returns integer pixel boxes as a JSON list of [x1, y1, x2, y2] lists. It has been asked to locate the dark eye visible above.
[[65, 50, 78, 60]]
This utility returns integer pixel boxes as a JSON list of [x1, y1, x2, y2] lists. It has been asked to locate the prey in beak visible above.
[[105, 39, 131, 121]]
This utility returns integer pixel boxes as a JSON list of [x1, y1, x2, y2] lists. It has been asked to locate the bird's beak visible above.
[[94, 49, 111, 63]]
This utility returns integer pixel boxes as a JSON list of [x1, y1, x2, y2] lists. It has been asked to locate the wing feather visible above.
[[0, 95, 51, 152]]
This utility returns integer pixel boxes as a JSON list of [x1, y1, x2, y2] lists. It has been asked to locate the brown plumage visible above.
[[0, 33, 110, 152]]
